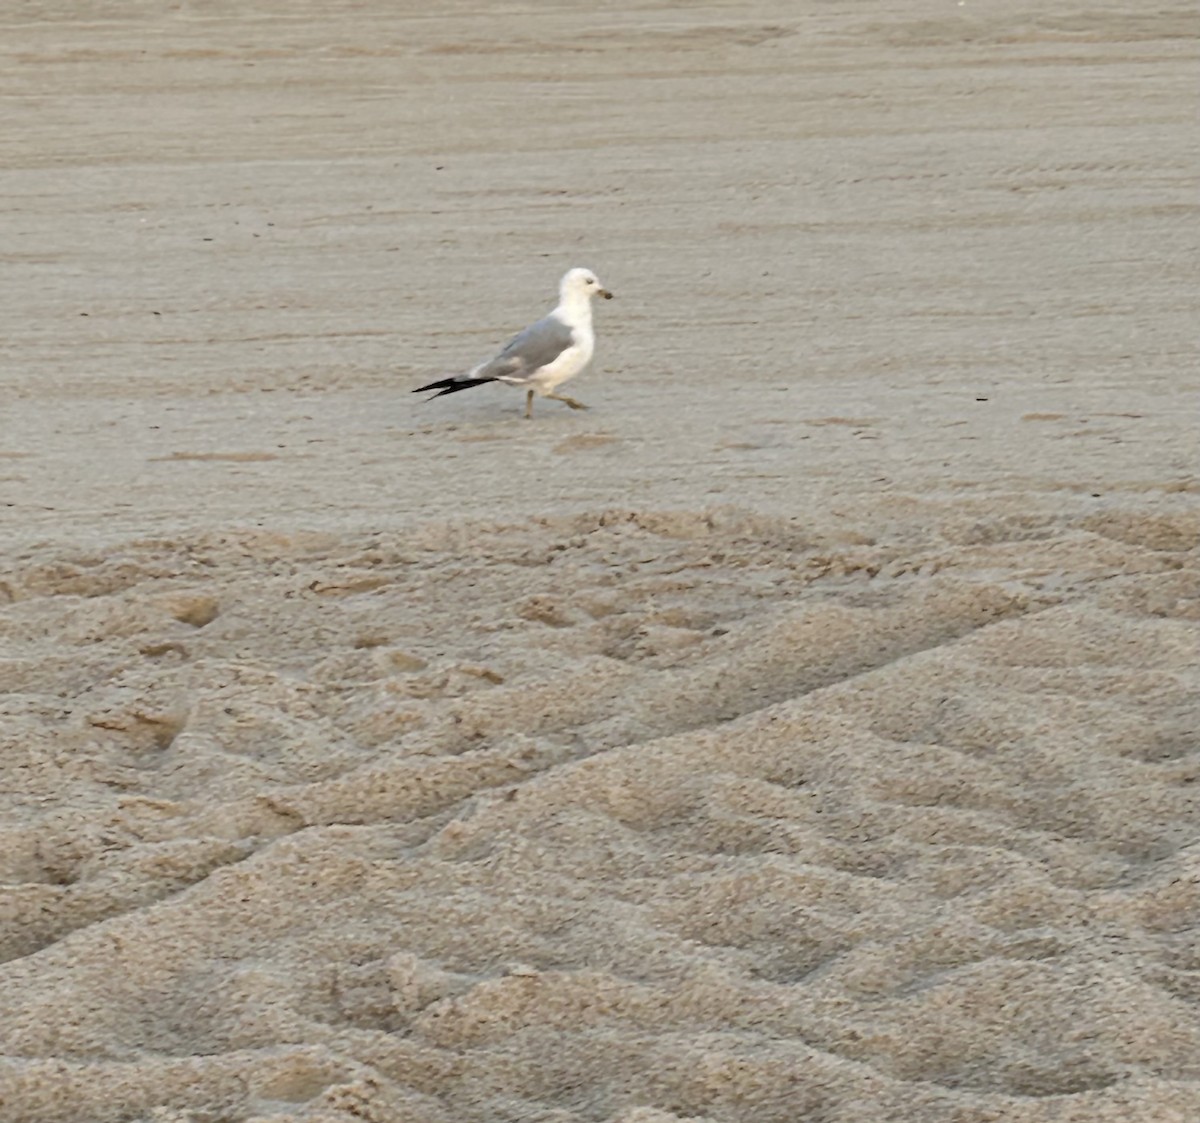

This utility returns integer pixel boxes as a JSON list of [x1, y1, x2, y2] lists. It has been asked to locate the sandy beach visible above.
[[2, 2, 1198, 1121]]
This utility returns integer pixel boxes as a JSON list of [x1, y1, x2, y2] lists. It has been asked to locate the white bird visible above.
[[415, 267, 613, 419]]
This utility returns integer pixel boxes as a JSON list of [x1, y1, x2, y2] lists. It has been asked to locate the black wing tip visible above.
[[413, 377, 451, 393], [414, 377, 495, 398]]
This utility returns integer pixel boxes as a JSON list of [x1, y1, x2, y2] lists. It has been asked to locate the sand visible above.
[[1, 2, 1198, 1121]]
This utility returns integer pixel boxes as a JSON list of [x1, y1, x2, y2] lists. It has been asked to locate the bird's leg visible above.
[[545, 393, 589, 411], [525, 389, 534, 420]]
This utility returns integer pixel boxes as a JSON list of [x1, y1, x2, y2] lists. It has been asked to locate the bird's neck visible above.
[[556, 290, 593, 327]]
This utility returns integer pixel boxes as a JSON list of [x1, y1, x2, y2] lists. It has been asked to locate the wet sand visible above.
[[2, 3, 1198, 1121]]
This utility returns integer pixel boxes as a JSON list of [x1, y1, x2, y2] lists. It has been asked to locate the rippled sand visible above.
[[2, 2, 1198, 1122]]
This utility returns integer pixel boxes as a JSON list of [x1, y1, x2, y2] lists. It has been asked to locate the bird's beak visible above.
[[599, 289, 613, 300]]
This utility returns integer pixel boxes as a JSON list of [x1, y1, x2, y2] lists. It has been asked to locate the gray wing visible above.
[[474, 313, 575, 382]]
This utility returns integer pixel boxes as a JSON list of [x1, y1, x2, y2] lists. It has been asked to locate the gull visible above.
[[414, 267, 613, 419]]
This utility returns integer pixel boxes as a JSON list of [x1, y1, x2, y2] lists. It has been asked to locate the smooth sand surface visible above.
[[2, 3, 1198, 1121]]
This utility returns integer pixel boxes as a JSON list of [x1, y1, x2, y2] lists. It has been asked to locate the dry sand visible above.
[[2, 2, 1198, 1121]]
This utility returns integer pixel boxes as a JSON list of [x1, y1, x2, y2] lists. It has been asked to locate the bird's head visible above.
[[561, 267, 613, 301]]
